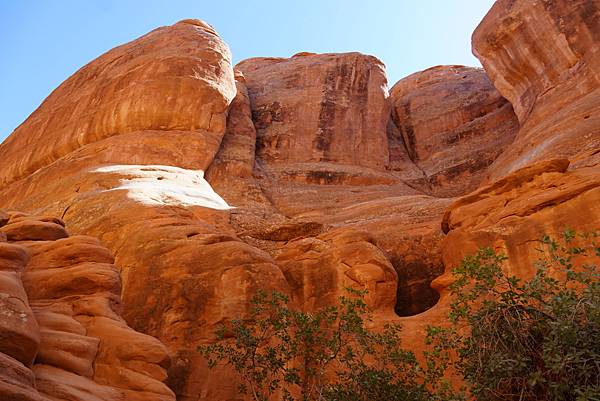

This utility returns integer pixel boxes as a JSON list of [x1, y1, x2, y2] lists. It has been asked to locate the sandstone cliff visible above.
[[0, 0, 598, 399], [0, 212, 174, 401], [473, 0, 600, 179], [390, 65, 518, 197]]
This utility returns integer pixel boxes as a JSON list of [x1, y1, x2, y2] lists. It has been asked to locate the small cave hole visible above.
[[392, 259, 442, 317], [157, 176, 165, 180], [584, 114, 591, 120]]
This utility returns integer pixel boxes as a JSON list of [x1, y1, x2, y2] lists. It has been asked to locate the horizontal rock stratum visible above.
[[1, 1, 599, 400]]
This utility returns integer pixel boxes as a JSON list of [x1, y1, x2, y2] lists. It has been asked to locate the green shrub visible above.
[[198, 288, 433, 401], [427, 230, 600, 401]]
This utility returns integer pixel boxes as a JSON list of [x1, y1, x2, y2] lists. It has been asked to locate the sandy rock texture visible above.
[[0, 212, 174, 401], [0, 227, 42, 401], [0, 19, 236, 188], [390, 65, 519, 197], [441, 159, 600, 269], [473, 0, 600, 179], [237, 52, 390, 169], [0, 0, 599, 398]]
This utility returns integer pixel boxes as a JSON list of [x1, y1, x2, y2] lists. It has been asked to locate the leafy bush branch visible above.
[[427, 230, 600, 401]]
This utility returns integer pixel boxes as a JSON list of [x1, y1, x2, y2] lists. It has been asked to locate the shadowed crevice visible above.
[[392, 258, 442, 317]]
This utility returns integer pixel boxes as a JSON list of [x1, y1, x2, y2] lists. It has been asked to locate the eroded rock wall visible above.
[[0, 27, 457, 399], [473, 0, 600, 179], [390, 65, 519, 197], [0, 19, 289, 400], [237, 52, 390, 169], [0, 0, 599, 398], [0, 212, 174, 401], [395, 0, 600, 362]]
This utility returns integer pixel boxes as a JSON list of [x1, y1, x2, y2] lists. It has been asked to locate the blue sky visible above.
[[0, 0, 495, 141]]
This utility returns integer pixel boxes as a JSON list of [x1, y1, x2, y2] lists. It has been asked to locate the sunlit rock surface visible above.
[[94, 165, 230, 209], [0, 19, 236, 189], [473, 0, 600, 179], [0, 212, 174, 401], [390, 65, 519, 197], [0, 0, 599, 398]]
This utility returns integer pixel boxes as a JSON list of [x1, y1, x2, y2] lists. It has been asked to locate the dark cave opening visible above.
[[392, 259, 442, 317]]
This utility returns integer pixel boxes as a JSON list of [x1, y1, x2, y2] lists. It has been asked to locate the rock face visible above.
[[0, 212, 174, 401], [473, 0, 600, 179], [0, 231, 41, 401], [390, 65, 519, 197], [0, 19, 236, 187], [394, 0, 600, 359], [403, 158, 600, 356], [206, 71, 257, 183], [457, 0, 600, 275], [0, 22, 455, 399], [0, 0, 599, 399], [391, 160, 600, 360], [441, 158, 600, 268], [237, 52, 390, 169]]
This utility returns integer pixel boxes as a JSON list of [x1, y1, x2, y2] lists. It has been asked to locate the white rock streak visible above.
[[94, 165, 231, 209]]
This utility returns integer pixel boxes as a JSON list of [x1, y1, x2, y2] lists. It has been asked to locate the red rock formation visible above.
[[390, 65, 519, 197], [0, 19, 236, 188], [237, 52, 390, 169], [0, 28, 452, 399], [0, 0, 599, 398], [391, 160, 600, 366], [0, 19, 294, 400], [0, 212, 174, 401], [206, 71, 257, 183], [276, 229, 398, 316], [0, 234, 42, 401], [451, 0, 600, 277], [473, 0, 600, 179], [394, 0, 600, 364], [441, 159, 600, 269]]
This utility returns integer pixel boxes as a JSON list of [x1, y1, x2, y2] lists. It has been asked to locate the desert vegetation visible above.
[[200, 231, 600, 401]]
